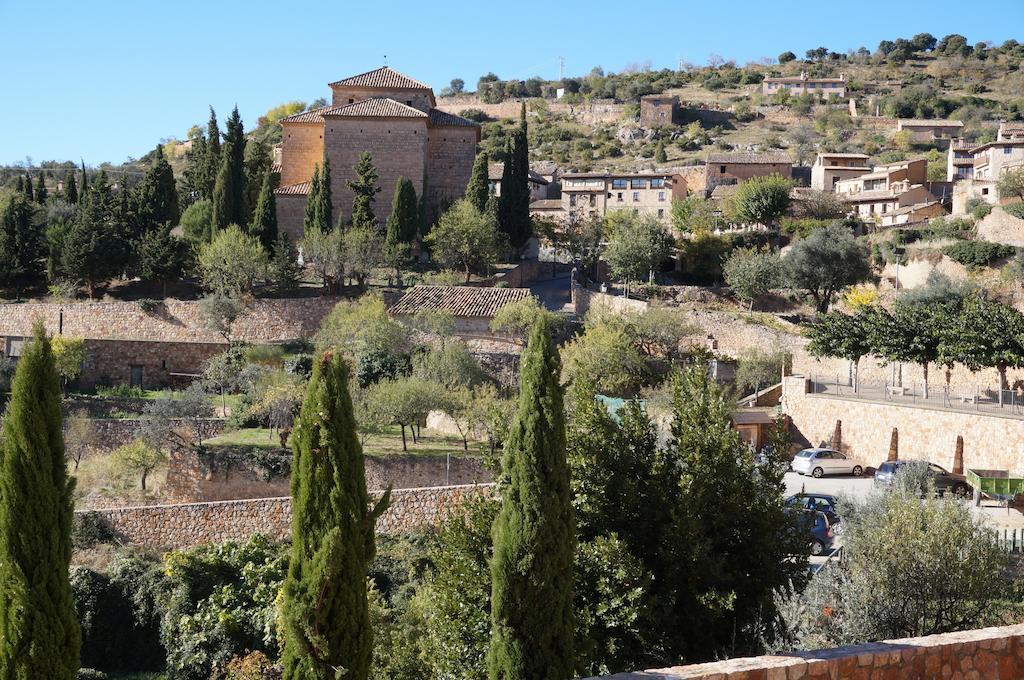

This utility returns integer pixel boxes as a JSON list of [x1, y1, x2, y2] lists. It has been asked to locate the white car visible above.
[[791, 448, 864, 478]]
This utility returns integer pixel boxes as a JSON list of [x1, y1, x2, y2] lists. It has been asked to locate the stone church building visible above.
[[274, 66, 480, 239]]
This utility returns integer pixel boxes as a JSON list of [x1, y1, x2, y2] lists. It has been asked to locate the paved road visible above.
[[529, 272, 572, 312]]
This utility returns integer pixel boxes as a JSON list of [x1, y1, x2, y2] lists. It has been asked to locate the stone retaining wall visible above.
[[587, 624, 1024, 679], [781, 375, 1024, 473], [165, 446, 491, 503], [83, 483, 495, 550], [73, 418, 226, 452]]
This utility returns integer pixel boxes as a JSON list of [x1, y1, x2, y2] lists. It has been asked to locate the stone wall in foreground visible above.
[[588, 623, 1024, 679], [81, 483, 494, 550]]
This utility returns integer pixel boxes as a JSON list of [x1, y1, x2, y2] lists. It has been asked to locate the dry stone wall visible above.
[[165, 447, 491, 503], [83, 483, 495, 550], [587, 624, 1024, 679], [79, 418, 225, 452]]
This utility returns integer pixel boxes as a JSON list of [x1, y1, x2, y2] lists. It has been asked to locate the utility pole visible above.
[[559, 56, 564, 81]]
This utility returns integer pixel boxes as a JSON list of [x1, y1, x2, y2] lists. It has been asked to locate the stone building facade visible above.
[[274, 67, 480, 239], [640, 94, 681, 125], [0, 298, 338, 390]]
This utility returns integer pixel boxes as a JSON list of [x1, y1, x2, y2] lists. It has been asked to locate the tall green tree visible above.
[[384, 177, 417, 284], [0, 326, 80, 679], [204, 107, 222, 199], [0, 194, 43, 298], [488, 319, 574, 680], [784, 224, 871, 313], [467, 151, 491, 213], [303, 165, 323, 235], [133, 144, 180, 233], [63, 168, 78, 204], [245, 138, 274, 222], [62, 176, 126, 298], [136, 225, 189, 298], [349, 152, 381, 229], [250, 170, 279, 251], [212, 107, 247, 230], [24, 174, 34, 202], [281, 352, 388, 680], [79, 160, 88, 197], [316, 155, 333, 231], [806, 307, 877, 392], [35, 172, 48, 204], [497, 104, 532, 249]]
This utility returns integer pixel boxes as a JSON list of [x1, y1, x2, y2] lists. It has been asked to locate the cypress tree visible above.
[[0, 325, 80, 678], [655, 140, 667, 163], [204, 107, 222, 199], [250, 170, 279, 252], [281, 352, 387, 680], [24, 174, 34, 201], [488, 319, 574, 680], [497, 104, 531, 250], [134, 145, 180, 232], [303, 165, 322, 235], [35, 172, 48, 204], [315, 155, 333, 231], [14, 176, 23, 193], [63, 169, 78, 204], [386, 177, 418, 244], [348, 152, 380, 229], [212, 107, 246, 229], [467, 151, 491, 213], [79, 160, 88, 196]]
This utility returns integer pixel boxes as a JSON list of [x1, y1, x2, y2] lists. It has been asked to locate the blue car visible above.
[[785, 508, 836, 556], [785, 493, 840, 525]]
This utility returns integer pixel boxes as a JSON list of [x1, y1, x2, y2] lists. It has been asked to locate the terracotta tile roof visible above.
[[488, 162, 550, 184], [329, 66, 431, 90], [898, 118, 963, 127], [428, 108, 479, 128], [389, 285, 532, 318], [270, 160, 282, 175], [274, 181, 311, 196], [764, 76, 844, 84], [710, 184, 740, 199], [529, 199, 563, 210], [322, 97, 428, 119], [817, 152, 871, 159], [280, 106, 330, 124], [706, 151, 792, 164]]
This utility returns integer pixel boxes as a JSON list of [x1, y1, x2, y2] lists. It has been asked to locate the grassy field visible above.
[[206, 424, 488, 458]]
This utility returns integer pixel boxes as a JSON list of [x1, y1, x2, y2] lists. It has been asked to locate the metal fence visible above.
[[808, 375, 1024, 419], [996, 527, 1024, 554]]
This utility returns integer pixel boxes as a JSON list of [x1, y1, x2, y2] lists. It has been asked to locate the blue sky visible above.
[[0, 0, 1020, 166]]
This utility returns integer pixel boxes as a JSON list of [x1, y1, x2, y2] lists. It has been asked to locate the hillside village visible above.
[[6, 28, 1024, 680]]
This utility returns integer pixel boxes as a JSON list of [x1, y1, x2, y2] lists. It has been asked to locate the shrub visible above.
[[925, 217, 973, 241], [72, 511, 118, 549], [969, 201, 992, 220], [458, 108, 489, 122], [96, 384, 146, 399], [780, 217, 831, 239], [942, 240, 1016, 267], [283, 353, 313, 378], [1004, 203, 1024, 220], [356, 349, 412, 388], [136, 298, 162, 314], [75, 670, 108, 680]]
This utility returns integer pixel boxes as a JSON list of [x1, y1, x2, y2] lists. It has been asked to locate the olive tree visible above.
[[784, 225, 871, 313], [603, 212, 673, 297], [723, 247, 784, 311]]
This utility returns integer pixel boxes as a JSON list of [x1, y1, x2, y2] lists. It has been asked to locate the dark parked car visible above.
[[874, 460, 971, 497], [785, 508, 836, 556], [785, 493, 841, 525]]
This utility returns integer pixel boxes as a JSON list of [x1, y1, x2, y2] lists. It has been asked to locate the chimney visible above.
[[706, 334, 718, 351]]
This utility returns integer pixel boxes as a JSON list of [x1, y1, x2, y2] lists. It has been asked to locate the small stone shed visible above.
[[389, 285, 533, 338]]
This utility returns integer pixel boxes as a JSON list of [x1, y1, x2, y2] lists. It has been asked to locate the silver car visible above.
[[791, 448, 864, 478]]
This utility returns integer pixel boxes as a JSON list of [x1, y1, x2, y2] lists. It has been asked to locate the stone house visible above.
[[705, 151, 793, 192], [947, 138, 975, 181], [561, 171, 687, 222], [0, 298, 337, 390], [896, 118, 964, 144], [640, 94, 681, 126], [388, 285, 532, 338], [274, 67, 480, 240], [761, 72, 846, 98], [487, 162, 552, 202], [877, 200, 948, 227], [810, 152, 871, 191]]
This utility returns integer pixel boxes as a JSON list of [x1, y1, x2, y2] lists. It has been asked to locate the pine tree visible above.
[[497, 104, 531, 250], [0, 194, 43, 299], [348, 152, 380, 229], [24, 174, 34, 201], [270, 232, 300, 293], [467, 151, 491, 213], [488, 319, 574, 680], [281, 352, 387, 680], [134, 144, 180, 233], [63, 169, 78, 204], [303, 165, 322, 235], [250, 170, 279, 252], [315, 155, 333, 231], [655, 140, 667, 164], [0, 325, 80, 679], [35, 172, 48, 204]]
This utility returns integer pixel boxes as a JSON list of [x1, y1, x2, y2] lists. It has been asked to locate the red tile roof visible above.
[[280, 106, 330, 124], [322, 98, 428, 119], [428, 108, 480, 128], [329, 66, 431, 90], [707, 151, 793, 164], [389, 285, 532, 318], [274, 181, 311, 196]]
